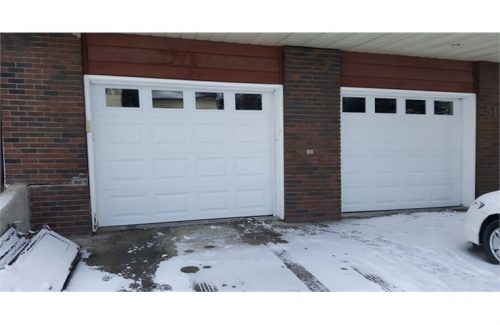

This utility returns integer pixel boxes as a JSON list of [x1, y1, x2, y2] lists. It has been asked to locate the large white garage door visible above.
[[341, 90, 465, 212], [88, 79, 278, 227]]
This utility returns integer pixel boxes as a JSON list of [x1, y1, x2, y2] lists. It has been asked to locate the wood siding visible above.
[[341, 51, 476, 93], [82, 33, 282, 84]]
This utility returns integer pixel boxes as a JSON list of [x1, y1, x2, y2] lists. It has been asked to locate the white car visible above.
[[464, 190, 500, 264]]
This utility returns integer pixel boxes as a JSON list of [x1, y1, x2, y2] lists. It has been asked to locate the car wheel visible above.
[[482, 219, 500, 265]]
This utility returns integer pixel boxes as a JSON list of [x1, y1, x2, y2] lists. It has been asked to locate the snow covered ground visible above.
[[65, 211, 500, 292]]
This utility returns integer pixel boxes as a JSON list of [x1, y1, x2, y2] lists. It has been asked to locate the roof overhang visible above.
[[133, 33, 499, 63]]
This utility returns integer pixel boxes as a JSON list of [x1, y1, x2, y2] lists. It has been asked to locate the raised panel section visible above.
[[195, 158, 227, 177], [236, 189, 265, 209], [195, 124, 226, 144], [155, 193, 189, 213], [151, 124, 186, 144], [197, 192, 228, 212], [153, 159, 187, 179], [235, 157, 266, 176]]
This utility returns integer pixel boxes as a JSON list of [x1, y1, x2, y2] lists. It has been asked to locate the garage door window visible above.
[[196, 92, 224, 110], [405, 99, 426, 114], [342, 97, 365, 113], [236, 93, 262, 111], [106, 88, 140, 108], [434, 101, 454, 115], [375, 98, 397, 114], [152, 90, 184, 109]]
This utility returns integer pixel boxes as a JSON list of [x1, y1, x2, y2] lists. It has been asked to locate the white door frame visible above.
[[84, 75, 284, 231], [341, 87, 476, 209]]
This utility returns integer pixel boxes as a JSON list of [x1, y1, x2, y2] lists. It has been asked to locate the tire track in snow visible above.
[[266, 244, 329, 292], [351, 266, 402, 292]]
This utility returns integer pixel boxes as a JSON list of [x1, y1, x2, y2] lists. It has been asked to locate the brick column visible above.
[[476, 61, 499, 196], [282, 46, 341, 222], [0, 33, 91, 234]]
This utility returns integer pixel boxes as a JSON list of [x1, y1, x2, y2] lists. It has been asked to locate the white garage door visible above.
[[341, 90, 464, 212], [88, 79, 278, 227]]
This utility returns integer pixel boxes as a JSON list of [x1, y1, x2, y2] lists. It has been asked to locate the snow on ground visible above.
[[278, 211, 500, 291], [154, 241, 308, 291], [65, 211, 500, 292], [65, 256, 133, 292]]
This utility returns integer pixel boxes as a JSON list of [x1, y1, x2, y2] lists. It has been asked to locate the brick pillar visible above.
[[282, 47, 341, 222], [0, 33, 91, 234], [476, 61, 499, 197]]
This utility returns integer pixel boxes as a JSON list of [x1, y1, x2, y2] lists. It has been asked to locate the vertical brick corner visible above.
[[476, 61, 500, 197], [1, 33, 91, 234], [282, 46, 341, 222]]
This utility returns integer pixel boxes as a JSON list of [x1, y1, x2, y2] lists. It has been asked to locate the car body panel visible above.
[[464, 190, 500, 245]]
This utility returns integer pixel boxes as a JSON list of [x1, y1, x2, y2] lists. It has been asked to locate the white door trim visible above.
[[84, 75, 284, 231], [341, 87, 476, 208]]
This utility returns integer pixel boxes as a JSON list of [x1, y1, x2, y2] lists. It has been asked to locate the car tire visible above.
[[482, 219, 500, 265]]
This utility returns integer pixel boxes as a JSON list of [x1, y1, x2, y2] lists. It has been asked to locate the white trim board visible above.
[[341, 87, 476, 209], [84, 75, 284, 231]]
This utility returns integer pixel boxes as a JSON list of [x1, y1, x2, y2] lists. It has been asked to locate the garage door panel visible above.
[[401, 186, 428, 203], [234, 124, 268, 144], [195, 158, 228, 177], [91, 82, 276, 226], [98, 190, 150, 226], [152, 159, 188, 179], [194, 124, 228, 144], [96, 157, 149, 189], [153, 192, 191, 214], [342, 93, 463, 212], [151, 123, 187, 144]]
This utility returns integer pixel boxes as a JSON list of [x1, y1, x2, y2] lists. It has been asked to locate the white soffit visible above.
[[134, 33, 500, 63]]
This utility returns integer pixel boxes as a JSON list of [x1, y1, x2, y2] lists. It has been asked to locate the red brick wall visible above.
[[282, 47, 341, 222], [29, 185, 91, 233], [475, 61, 499, 197], [0, 33, 91, 234]]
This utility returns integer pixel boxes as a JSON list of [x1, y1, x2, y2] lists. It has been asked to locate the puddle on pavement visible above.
[[181, 266, 200, 273]]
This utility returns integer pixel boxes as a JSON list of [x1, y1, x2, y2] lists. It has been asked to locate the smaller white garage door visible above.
[[341, 89, 467, 212], [88, 78, 280, 227]]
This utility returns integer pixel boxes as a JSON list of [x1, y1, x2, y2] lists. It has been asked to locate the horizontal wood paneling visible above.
[[341, 51, 476, 93], [83, 33, 282, 84]]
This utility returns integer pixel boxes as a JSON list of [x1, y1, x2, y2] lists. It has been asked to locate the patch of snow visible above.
[[65, 261, 134, 292], [280, 211, 500, 291], [154, 242, 308, 292]]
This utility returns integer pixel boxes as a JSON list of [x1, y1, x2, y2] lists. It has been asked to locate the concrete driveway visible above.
[[65, 211, 500, 292]]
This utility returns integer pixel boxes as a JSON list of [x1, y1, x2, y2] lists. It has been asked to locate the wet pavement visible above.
[[70, 217, 317, 291]]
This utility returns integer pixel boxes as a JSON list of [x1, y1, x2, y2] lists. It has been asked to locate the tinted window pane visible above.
[[375, 98, 397, 113], [196, 92, 224, 110], [152, 90, 184, 109], [106, 88, 139, 107], [405, 99, 426, 114], [236, 93, 262, 111], [342, 97, 365, 113], [434, 101, 453, 115]]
